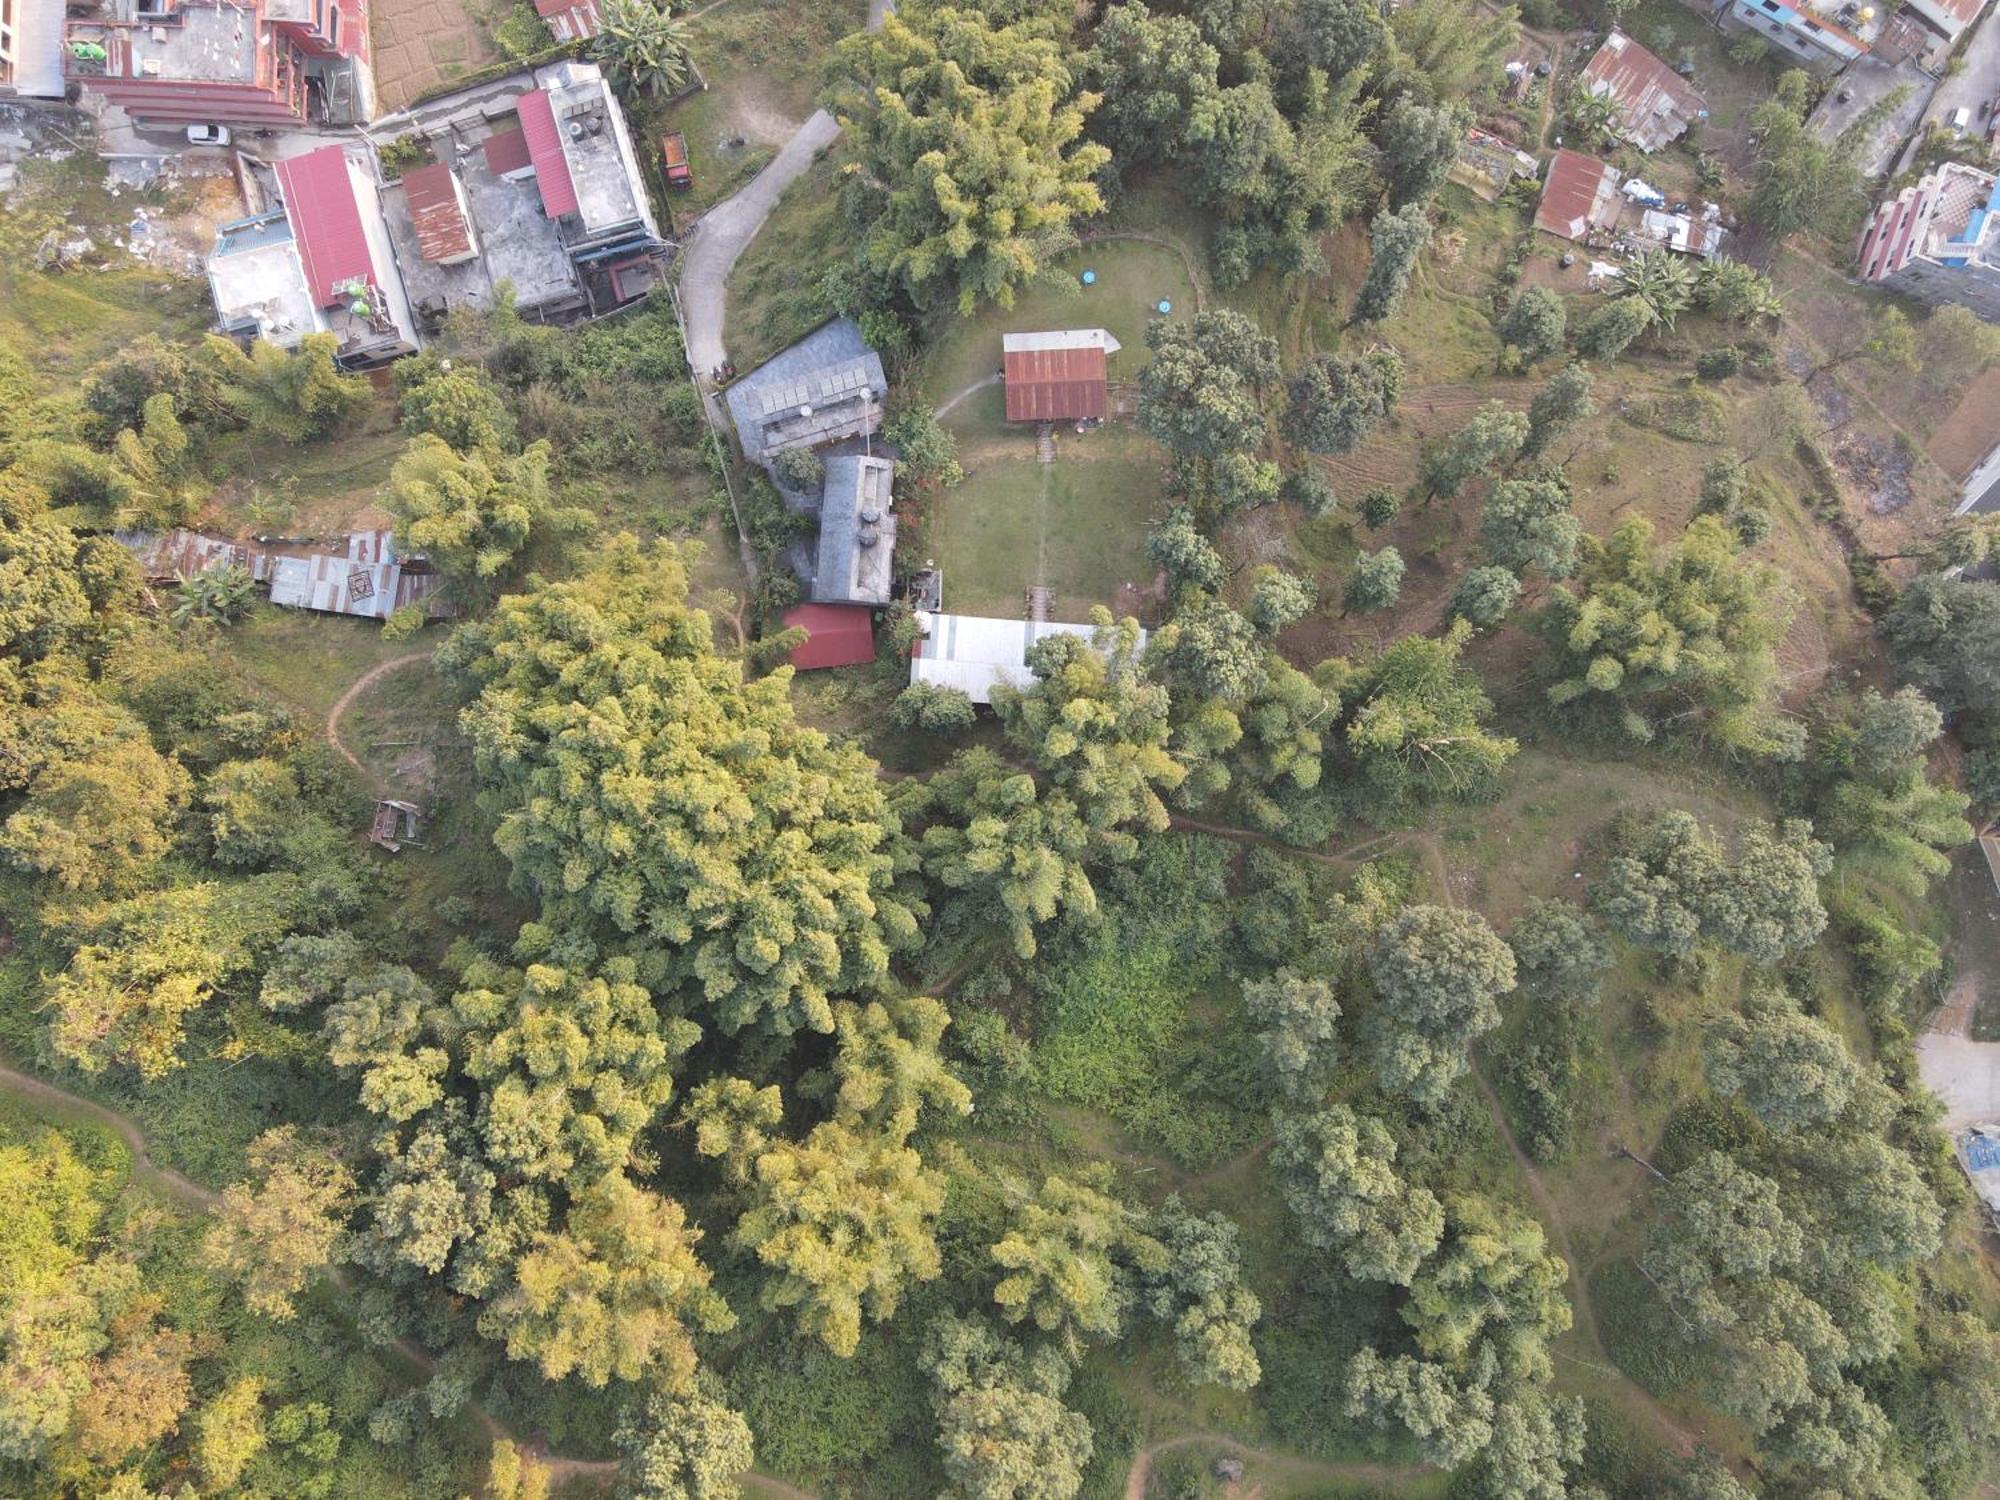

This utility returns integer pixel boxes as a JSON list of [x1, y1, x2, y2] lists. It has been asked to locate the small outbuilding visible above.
[[811, 454, 898, 606], [1002, 329, 1121, 423], [370, 799, 424, 852], [1534, 149, 1620, 242], [783, 602, 877, 670]]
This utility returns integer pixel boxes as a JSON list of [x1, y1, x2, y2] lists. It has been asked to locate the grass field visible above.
[[919, 239, 1201, 412], [919, 451, 1161, 619]]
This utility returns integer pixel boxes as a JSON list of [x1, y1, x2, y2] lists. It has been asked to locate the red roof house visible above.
[[274, 145, 376, 307], [1534, 149, 1620, 242], [783, 603, 876, 670], [403, 162, 477, 265], [518, 87, 581, 219], [1002, 329, 1120, 423]]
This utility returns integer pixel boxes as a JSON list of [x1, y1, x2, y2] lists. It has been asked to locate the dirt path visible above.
[[0, 1062, 219, 1208], [1122, 1432, 1425, 1500], [325, 652, 433, 792]]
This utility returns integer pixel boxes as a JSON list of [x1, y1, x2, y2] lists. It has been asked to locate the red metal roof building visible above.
[[1534, 149, 1620, 242], [1578, 31, 1706, 152], [783, 603, 877, 670], [275, 144, 377, 306], [518, 86, 581, 218], [64, 0, 370, 127], [403, 162, 477, 265], [1001, 329, 1120, 423], [482, 125, 535, 177]]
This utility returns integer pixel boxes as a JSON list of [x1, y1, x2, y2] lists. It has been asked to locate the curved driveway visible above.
[[678, 0, 893, 375]]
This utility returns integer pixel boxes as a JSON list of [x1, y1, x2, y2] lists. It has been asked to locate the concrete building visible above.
[[1534, 149, 1620, 242], [64, 0, 372, 126], [1905, 0, 1987, 42], [1578, 32, 1707, 152], [1, 0, 65, 96], [723, 318, 888, 466], [374, 60, 667, 331], [1002, 329, 1120, 423], [1721, 0, 1879, 69], [910, 613, 1148, 706], [811, 454, 896, 606], [1858, 161, 2000, 321], [208, 141, 416, 368]]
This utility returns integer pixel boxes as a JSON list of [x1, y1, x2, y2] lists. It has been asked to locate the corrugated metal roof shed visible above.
[[1580, 31, 1706, 152], [518, 88, 581, 218], [784, 603, 877, 669], [404, 162, 475, 264], [1534, 149, 1619, 241], [274, 144, 375, 308], [1004, 340, 1109, 422], [116, 529, 269, 582]]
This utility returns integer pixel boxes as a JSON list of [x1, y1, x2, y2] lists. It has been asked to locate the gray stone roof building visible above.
[[812, 455, 896, 606], [724, 318, 888, 464]]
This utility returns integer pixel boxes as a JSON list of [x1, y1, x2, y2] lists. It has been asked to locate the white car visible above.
[[1950, 106, 1972, 135], [185, 124, 231, 146]]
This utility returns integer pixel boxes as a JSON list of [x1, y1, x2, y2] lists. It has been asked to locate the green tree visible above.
[[482, 1172, 733, 1390], [1704, 989, 1859, 1134], [1366, 905, 1517, 1104], [1343, 1347, 1495, 1467], [829, 993, 973, 1138], [921, 1314, 1093, 1500], [1882, 572, 2000, 718], [1745, 72, 1878, 240], [1642, 1151, 1803, 1333], [1082, 1, 1219, 164], [1243, 968, 1341, 1102], [1476, 1391, 1587, 1500], [0, 730, 189, 894], [396, 358, 517, 453], [1572, 297, 1653, 361], [1271, 1105, 1443, 1283], [1382, 97, 1473, 208], [192, 1377, 267, 1493], [1285, 466, 1338, 520], [1386, 0, 1519, 100], [201, 758, 303, 869], [1695, 259, 1783, 323], [612, 1377, 755, 1500], [1450, 566, 1521, 630], [1593, 810, 1830, 962], [1499, 287, 1566, 367], [441, 537, 921, 1036], [1353, 203, 1432, 324], [1146, 509, 1227, 594], [593, 0, 693, 97], [1137, 310, 1281, 459], [1141, 1197, 1262, 1390], [1507, 900, 1609, 1011], [1542, 515, 1791, 753], [203, 333, 367, 442], [1281, 349, 1403, 455], [1360, 486, 1402, 529], [1481, 474, 1580, 580], [732, 1120, 945, 1357], [1521, 364, 1595, 459], [387, 433, 565, 585], [992, 1174, 1163, 1355], [1340, 622, 1518, 807], [1247, 568, 1315, 634], [1343, 546, 1404, 614], [1620, 249, 1698, 329], [1417, 402, 1529, 502], [1405, 1194, 1571, 1382], [890, 681, 978, 734], [1155, 600, 1267, 702], [828, 5, 1108, 312], [202, 1127, 355, 1321]]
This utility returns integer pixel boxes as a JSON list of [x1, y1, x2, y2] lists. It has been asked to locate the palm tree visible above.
[[1562, 82, 1623, 145], [593, 0, 693, 99], [172, 565, 259, 626], [1620, 249, 1698, 329]]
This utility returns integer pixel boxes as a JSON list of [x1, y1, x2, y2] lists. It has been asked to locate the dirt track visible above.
[[324, 651, 432, 791]]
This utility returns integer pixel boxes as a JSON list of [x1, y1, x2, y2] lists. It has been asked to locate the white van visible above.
[[1950, 106, 1973, 134]]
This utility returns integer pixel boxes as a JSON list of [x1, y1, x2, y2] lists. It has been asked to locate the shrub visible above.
[[773, 446, 825, 492]]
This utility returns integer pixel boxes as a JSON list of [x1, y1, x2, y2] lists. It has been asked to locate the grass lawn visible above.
[[918, 239, 1199, 412], [227, 606, 439, 723], [919, 451, 1161, 619], [725, 153, 848, 371]]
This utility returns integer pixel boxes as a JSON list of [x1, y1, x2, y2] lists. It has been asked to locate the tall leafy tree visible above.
[[1339, 622, 1518, 808], [1244, 968, 1341, 1102], [1366, 905, 1517, 1104], [991, 1174, 1163, 1356], [1521, 364, 1596, 459], [921, 1314, 1092, 1500], [1141, 1198, 1262, 1390], [828, 4, 1109, 312], [1498, 287, 1566, 368], [1343, 547, 1405, 615], [1704, 989, 1860, 1134], [1381, 97, 1472, 208], [386, 434, 569, 587], [1082, 2, 1219, 165], [1136, 310, 1281, 463], [611, 1376, 754, 1500], [1281, 349, 1403, 455], [1593, 810, 1830, 963], [1271, 1105, 1443, 1283], [1416, 402, 1528, 502], [1480, 474, 1581, 580], [201, 1128, 355, 1321], [441, 536, 921, 1036], [1353, 203, 1432, 324]]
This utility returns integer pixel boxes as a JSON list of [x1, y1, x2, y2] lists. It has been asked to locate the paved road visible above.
[[678, 0, 893, 376], [1896, 8, 2000, 174]]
